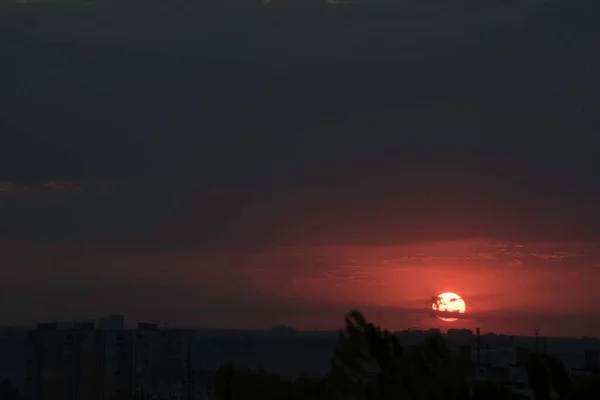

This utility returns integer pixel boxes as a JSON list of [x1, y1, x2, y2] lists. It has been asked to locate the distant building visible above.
[[447, 329, 474, 343], [571, 349, 599, 383], [473, 361, 491, 382], [426, 328, 441, 336], [459, 345, 472, 361], [270, 325, 296, 337]]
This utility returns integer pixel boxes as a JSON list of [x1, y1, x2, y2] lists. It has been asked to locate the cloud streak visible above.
[[0, 180, 82, 196]]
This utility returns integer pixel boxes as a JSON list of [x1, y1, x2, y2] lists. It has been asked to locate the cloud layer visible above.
[[1, 0, 599, 334]]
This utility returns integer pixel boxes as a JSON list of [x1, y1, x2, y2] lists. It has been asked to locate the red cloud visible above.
[[0, 181, 29, 195], [41, 180, 82, 193]]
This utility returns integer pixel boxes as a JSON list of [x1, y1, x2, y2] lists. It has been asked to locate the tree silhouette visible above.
[[214, 310, 599, 400], [330, 311, 475, 400], [215, 364, 235, 400], [0, 380, 20, 400], [216, 363, 294, 400], [215, 310, 477, 400], [526, 351, 600, 400]]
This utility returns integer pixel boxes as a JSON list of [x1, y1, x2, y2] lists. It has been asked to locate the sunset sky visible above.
[[1, 0, 599, 337]]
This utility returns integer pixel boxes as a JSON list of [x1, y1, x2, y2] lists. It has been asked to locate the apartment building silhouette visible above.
[[25, 317, 196, 400]]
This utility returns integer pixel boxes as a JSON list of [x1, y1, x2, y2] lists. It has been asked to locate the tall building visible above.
[[98, 316, 125, 331], [25, 317, 136, 400], [25, 318, 199, 400], [0, 327, 28, 392], [25, 322, 104, 400], [133, 323, 194, 399], [98, 316, 135, 400]]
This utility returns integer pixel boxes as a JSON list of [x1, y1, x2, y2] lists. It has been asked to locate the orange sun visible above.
[[432, 292, 466, 322]]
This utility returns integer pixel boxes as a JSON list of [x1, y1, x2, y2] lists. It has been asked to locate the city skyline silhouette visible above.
[[1, 0, 600, 397]]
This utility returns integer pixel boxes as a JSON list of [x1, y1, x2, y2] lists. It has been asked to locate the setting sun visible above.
[[432, 292, 466, 322]]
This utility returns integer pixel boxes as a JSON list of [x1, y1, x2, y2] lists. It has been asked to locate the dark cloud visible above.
[[0, 0, 600, 334], [2, 0, 595, 252]]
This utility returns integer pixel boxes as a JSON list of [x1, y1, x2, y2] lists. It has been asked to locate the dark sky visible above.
[[1, 0, 599, 336]]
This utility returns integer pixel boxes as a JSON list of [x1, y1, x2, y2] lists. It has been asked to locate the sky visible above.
[[1, 0, 599, 337]]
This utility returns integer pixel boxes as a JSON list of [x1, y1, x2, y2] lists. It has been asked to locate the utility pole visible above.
[[476, 328, 481, 364], [76, 331, 81, 400], [100, 330, 106, 400], [186, 343, 192, 400], [535, 329, 540, 353], [36, 333, 42, 400]]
